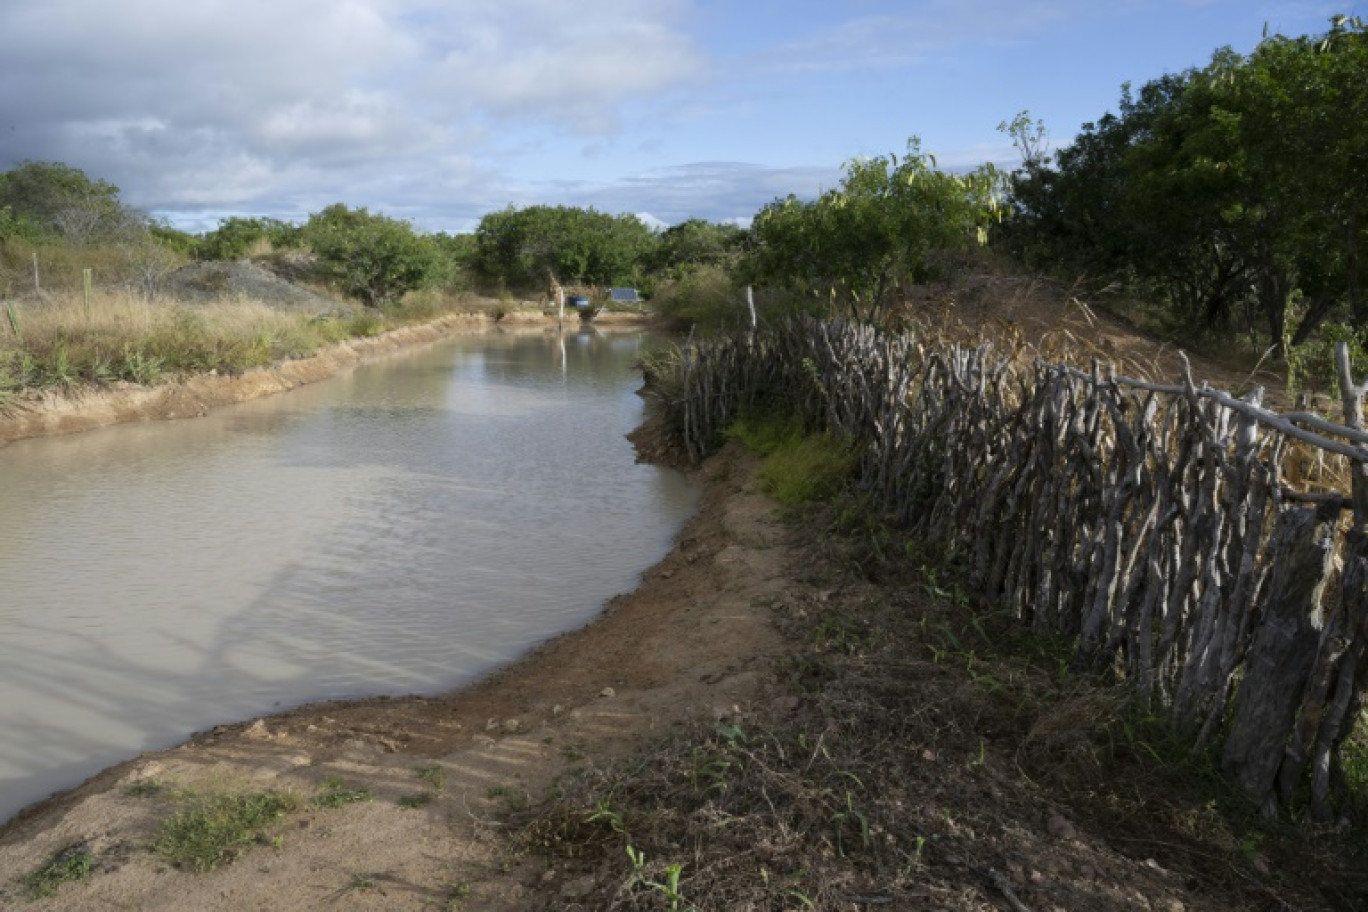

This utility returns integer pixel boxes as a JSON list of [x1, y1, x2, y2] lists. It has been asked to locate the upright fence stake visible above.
[[31, 252, 39, 295], [1336, 341, 1368, 524]]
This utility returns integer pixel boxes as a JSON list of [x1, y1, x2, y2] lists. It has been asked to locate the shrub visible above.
[[303, 204, 440, 307]]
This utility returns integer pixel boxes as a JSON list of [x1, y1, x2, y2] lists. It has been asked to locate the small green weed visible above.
[[626, 845, 691, 910], [443, 881, 472, 909], [123, 779, 165, 798], [152, 789, 301, 872], [486, 784, 528, 812], [416, 765, 447, 792], [313, 778, 372, 808], [397, 792, 434, 809], [21, 843, 92, 899], [346, 872, 379, 891], [584, 797, 627, 834], [812, 610, 881, 655]]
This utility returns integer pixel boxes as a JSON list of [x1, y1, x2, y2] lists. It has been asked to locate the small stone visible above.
[[502, 719, 520, 733], [486, 718, 499, 731], [660, 569, 674, 579], [921, 748, 938, 762], [599, 687, 616, 698], [552, 704, 564, 717], [561, 875, 597, 899], [243, 719, 271, 741], [1045, 813, 1076, 840]]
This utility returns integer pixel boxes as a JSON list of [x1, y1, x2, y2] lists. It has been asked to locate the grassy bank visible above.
[[0, 289, 477, 400]]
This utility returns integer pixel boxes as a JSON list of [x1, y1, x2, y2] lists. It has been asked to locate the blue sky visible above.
[[0, 0, 1350, 233]]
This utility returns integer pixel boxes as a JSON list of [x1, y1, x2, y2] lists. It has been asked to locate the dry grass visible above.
[[0, 290, 428, 396]]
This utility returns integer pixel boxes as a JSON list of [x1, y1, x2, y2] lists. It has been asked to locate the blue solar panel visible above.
[[609, 288, 641, 302]]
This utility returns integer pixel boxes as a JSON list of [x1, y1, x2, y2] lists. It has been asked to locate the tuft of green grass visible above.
[[443, 881, 473, 909], [345, 872, 380, 891], [415, 765, 447, 792], [397, 792, 434, 809], [152, 789, 301, 872], [486, 784, 530, 813], [21, 843, 92, 899], [728, 414, 856, 509], [123, 779, 166, 798], [313, 777, 372, 808]]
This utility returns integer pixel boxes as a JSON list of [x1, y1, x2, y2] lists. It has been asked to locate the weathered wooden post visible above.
[[1219, 501, 1339, 814], [1291, 342, 1368, 819], [1221, 343, 1368, 817]]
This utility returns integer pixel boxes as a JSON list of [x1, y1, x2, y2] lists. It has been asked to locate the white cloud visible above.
[[0, 0, 707, 222]]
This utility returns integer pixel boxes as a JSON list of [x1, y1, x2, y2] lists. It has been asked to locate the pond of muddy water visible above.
[[0, 328, 697, 824]]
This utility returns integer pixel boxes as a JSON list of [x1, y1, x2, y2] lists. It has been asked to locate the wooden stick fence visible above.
[[671, 316, 1368, 819]]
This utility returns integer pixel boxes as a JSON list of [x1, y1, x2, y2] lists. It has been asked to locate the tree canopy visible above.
[[471, 205, 655, 291], [1003, 17, 1368, 352], [744, 140, 1004, 323], [302, 204, 440, 307], [0, 161, 129, 244]]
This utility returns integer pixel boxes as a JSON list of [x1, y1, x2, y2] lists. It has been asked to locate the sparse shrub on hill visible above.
[[199, 217, 302, 262]]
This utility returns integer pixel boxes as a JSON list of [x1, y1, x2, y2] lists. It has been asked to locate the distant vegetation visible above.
[[1, 14, 1363, 388]]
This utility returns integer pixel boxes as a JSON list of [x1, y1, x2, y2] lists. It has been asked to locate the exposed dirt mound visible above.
[[163, 260, 347, 312]]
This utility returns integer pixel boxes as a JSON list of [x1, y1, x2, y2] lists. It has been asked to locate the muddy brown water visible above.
[[0, 328, 697, 824]]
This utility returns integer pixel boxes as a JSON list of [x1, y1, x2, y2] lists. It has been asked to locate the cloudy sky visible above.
[[0, 0, 1346, 233]]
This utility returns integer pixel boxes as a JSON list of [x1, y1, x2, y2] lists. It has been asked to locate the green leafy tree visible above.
[[745, 139, 1004, 323], [303, 204, 440, 307], [649, 219, 746, 279], [0, 161, 127, 244], [0, 205, 42, 243], [427, 231, 478, 293], [1005, 17, 1368, 353], [472, 205, 656, 292]]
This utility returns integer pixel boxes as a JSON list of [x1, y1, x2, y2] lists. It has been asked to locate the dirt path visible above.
[[0, 448, 792, 909]]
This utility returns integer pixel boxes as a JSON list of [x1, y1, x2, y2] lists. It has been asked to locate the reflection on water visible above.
[[0, 328, 697, 824]]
